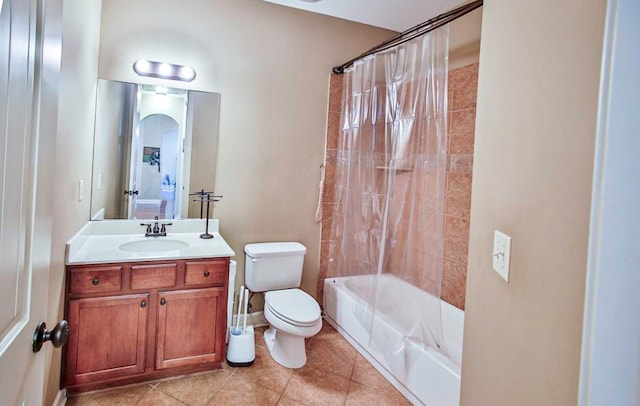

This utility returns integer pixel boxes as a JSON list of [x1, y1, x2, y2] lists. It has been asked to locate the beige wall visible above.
[[44, 0, 103, 404], [98, 0, 394, 301], [449, 8, 482, 69], [461, 1, 606, 405]]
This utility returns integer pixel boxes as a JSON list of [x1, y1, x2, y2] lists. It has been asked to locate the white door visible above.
[[0, 0, 63, 404]]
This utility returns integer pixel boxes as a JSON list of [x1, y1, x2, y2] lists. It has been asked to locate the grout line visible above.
[[135, 386, 187, 406], [159, 390, 189, 406], [138, 384, 156, 403], [346, 345, 358, 383], [450, 107, 477, 113], [444, 256, 469, 265], [202, 367, 238, 405], [444, 212, 472, 221]]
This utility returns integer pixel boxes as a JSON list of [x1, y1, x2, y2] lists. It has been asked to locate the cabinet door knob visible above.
[[92, 277, 99, 286], [204, 271, 210, 277], [140, 301, 147, 308], [160, 298, 166, 305]]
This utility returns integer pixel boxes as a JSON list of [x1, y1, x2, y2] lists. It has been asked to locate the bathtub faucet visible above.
[[140, 216, 172, 237]]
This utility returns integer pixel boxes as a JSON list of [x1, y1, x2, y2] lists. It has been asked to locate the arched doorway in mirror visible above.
[[131, 113, 181, 220]]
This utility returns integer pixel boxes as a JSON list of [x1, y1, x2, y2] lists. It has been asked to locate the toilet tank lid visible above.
[[244, 242, 306, 258]]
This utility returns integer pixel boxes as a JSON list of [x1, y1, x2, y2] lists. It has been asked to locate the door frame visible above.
[[578, 0, 640, 404]]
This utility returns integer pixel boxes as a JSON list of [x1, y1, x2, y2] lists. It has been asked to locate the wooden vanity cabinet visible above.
[[156, 287, 226, 369], [66, 294, 149, 385], [63, 257, 229, 393]]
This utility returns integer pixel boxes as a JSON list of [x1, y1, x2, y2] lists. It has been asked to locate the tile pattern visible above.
[[66, 324, 409, 406], [318, 64, 479, 310], [442, 63, 479, 309]]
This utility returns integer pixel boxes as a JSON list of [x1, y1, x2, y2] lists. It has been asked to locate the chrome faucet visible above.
[[140, 216, 172, 237]]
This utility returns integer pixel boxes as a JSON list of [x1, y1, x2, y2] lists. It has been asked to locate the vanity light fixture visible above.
[[133, 59, 196, 82]]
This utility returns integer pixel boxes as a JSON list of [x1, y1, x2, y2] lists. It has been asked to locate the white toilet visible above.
[[244, 242, 322, 368]]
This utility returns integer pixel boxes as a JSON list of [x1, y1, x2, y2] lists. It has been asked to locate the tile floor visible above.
[[66, 323, 411, 406]]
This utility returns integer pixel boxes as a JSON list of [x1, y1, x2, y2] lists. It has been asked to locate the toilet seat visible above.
[[265, 289, 321, 327]]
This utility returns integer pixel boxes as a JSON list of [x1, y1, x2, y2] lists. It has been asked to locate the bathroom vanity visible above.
[[63, 219, 234, 393]]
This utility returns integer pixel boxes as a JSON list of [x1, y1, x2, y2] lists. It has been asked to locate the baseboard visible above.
[[52, 389, 66, 406], [230, 311, 267, 328]]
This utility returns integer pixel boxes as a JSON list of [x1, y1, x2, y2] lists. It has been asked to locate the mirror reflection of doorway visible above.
[[132, 114, 180, 220], [91, 80, 221, 221], [126, 84, 189, 220]]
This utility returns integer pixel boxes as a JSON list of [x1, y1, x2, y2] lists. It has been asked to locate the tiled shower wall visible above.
[[442, 63, 478, 309], [318, 63, 479, 310]]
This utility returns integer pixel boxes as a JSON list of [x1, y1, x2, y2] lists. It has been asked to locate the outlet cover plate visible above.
[[493, 230, 511, 282]]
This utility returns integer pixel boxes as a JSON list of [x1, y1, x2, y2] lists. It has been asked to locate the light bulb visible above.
[[179, 66, 195, 81], [158, 63, 172, 76], [134, 59, 150, 74]]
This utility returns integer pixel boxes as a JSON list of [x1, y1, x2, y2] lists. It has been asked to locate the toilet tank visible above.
[[244, 242, 306, 292]]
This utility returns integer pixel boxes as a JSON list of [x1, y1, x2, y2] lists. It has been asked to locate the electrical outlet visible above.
[[492, 230, 511, 282]]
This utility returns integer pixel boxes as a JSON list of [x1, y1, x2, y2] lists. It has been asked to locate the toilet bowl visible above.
[[244, 242, 322, 368], [262, 289, 322, 368]]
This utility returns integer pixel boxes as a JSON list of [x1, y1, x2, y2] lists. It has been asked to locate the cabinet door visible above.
[[65, 294, 149, 386], [156, 287, 225, 369]]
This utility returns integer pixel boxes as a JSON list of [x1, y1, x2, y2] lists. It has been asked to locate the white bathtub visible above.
[[323, 274, 464, 406]]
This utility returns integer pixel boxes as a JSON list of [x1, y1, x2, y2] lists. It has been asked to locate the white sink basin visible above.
[[118, 239, 189, 253]]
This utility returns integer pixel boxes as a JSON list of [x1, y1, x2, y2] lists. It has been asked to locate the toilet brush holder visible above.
[[226, 325, 255, 367]]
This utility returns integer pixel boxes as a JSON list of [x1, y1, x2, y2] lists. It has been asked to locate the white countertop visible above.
[[66, 219, 235, 265]]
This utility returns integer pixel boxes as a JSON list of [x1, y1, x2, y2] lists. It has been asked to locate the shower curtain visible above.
[[327, 27, 450, 367]]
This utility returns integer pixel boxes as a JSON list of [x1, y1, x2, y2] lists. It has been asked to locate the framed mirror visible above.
[[90, 79, 221, 220]]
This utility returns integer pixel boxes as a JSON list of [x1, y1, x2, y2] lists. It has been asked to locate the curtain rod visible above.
[[332, 0, 483, 74]]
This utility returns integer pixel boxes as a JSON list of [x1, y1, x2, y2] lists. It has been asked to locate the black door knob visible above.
[[204, 271, 210, 277], [92, 277, 99, 285], [160, 298, 166, 305], [33, 320, 69, 353]]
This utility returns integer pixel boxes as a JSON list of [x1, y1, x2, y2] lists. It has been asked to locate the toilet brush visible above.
[[232, 286, 244, 335], [242, 288, 249, 334]]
